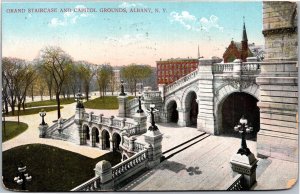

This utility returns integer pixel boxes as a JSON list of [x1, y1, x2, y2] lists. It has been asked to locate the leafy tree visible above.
[[38, 46, 72, 119], [121, 64, 153, 96]]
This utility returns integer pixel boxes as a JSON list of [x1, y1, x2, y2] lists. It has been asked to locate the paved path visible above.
[[2, 102, 119, 158]]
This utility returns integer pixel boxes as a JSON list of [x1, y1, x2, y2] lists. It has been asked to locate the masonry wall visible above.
[[263, 1, 298, 60], [256, 1, 298, 162]]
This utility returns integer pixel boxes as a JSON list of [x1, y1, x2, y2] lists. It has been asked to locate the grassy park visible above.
[[2, 144, 121, 192], [2, 121, 28, 142], [84, 96, 134, 109]]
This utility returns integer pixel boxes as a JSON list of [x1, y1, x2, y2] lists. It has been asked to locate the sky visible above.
[[2, 1, 264, 66]]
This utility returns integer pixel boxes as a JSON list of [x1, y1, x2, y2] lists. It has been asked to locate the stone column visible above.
[[129, 136, 136, 151], [133, 112, 147, 134], [109, 138, 114, 152], [177, 108, 187, 127], [117, 95, 128, 118], [144, 129, 163, 168], [38, 123, 49, 138], [230, 152, 258, 189], [94, 160, 113, 190]]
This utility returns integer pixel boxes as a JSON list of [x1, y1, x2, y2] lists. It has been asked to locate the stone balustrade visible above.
[[143, 91, 162, 99], [226, 174, 244, 191], [241, 62, 261, 73], [45, 115, 75, 136], [165, 69, 199, 95], [213, 63, 234, 73], [213, 62, 261, 74], [71, 176, 101, 191], [134, 141, 145, 152], [112, 149, 148, 179], [126, 98, 139, 108]]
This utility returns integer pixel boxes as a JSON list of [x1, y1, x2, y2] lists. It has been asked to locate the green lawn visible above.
[[25, 98, 75, 108], [2, 144, 121, 192], [83, 96, 134, 109], [6, 106, 63, 117], [2, 121, 28, 142]]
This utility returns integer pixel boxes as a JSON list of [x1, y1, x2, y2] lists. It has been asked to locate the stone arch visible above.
[[181, 86, 199, 127], [91, 127, 100, 147], [215, 84, 260, 137], [112, 132, 122, 152], [82, 124, 90, 144], [164, 95, 181, 124], [164, 95, 182, 111], [101, 129, 110, 150]]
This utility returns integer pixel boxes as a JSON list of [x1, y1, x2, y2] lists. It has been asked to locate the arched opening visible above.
[[102, 130, 110, 149], [83, 125, 90, 143], [184, 91, 198, 127], [219, 92, 260, 139], [91, 128, 99, 147], [112, 133, 122, 152], [167, 100, 178, 123]]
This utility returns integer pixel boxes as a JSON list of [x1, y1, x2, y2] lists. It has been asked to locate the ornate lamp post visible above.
[[136, 93, 144, 113], [234, 115, 253, 155], [119, 80, 126, 96], [75, 89, 84, 108], [147, 104, 158, 131], [39, 109, 47, 125], [14, 162, 32, 190]]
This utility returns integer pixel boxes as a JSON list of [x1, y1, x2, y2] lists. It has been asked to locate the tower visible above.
[[241, 17, 249, 61]]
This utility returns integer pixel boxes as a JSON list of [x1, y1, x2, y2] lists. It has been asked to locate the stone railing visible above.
[[226, 174, 244, 191], [45, 123, 58, 136], [165, 69, 199, 95], [71, 176, 101, 191], [241, 62, 260, 73], [213, 63, 234, 73], [143, 91, 162, 100], [134, 141, 145, 152], [112, 149, 148, 179], [126, 98, 139, 109]]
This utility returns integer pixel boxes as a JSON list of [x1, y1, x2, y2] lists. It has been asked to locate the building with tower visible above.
[[223, 20, 254, 62]]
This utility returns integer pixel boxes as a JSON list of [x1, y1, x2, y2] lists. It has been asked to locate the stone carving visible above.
[[223, 76, 255, 91]]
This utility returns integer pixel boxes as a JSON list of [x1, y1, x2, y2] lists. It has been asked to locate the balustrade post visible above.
[[94, 160, 113, 190], [99, 114, 104, 124], [117, 94, 128, 118], [110, 116, 114, 126], [89, 112, 94, 123], [121, 118, 126, 129], [129, 137, 136, 151]]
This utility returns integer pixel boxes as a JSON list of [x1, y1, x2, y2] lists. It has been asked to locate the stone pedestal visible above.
[[230, 153, 258, 189], [133, 112, 147, 134], [118, 95, 128, 118], [94, 160, 113, 190], [144, 129, 163, 168], [38, 124, 49, 138]]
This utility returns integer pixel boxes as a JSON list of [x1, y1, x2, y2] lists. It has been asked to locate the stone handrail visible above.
[[101, 117, 110, 125], [165, 69, 199, 95], [226, 174, 244, 191], [112, 149, 148, 179], [126, 126, 138, 136], [71, 176, 101, 191], [143, 91, 161, 99], [112, 119, 122, 128], [213, 63, 234, 73], [241, 62, 261, 73], [91, 115, 99, 122], [45, 122, 58, 135], [134, 141, 145, 152], [126, 98, 139, 109]]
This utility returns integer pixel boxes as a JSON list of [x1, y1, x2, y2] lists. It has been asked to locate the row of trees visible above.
[[2, 46, 154, 120]]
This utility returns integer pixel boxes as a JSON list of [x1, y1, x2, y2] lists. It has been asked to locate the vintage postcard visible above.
[[1, 0, 298, 192]]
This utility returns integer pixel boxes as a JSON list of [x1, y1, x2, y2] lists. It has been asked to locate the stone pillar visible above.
[[129, 136, 136, 151], [144, 129, 163, 168], [158, 84, 165, 101], [177, 108, 187, 127], [75, 106, 85, 145], [38, 124, 49, 138], [94, 160, 113, 190], [117, 95, 128, 118], [109, 138, 113, 152], [230, 153, 258, 189], [109, 116, 114, 126], [197, 58, 221, 134], [133, 112, 147, 134]]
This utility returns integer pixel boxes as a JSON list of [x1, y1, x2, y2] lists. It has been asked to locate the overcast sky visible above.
[[2, 1, 263, 66]]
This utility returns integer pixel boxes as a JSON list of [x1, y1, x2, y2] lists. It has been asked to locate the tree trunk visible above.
[[49, 88, 52, 100], [22, 101, 25, 110], [17, 104, 21, 125], [56, 93, 61, 119], [31, 85, 34, 101], [4, 98, 8, 114]]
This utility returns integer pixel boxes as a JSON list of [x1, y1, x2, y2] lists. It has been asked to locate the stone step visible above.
[[162, 133, 210, 161]]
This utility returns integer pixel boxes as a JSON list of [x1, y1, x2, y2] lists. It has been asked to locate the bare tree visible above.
[[38, 46, 72, 119], [97, 64, 113, 97], [77, 61, 96, 101]]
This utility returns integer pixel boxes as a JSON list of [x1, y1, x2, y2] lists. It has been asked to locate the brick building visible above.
[[156, 58, 198, 85], [223, 21, 253, 62]]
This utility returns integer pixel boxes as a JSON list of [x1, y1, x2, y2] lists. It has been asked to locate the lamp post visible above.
[[234, 115, 253, 155], [39, 109, 47, 125], [14, 162, 32, 190], [136, 93, 144, 113], [119, 80, 126, 96], [147, 104, 158, 131]]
